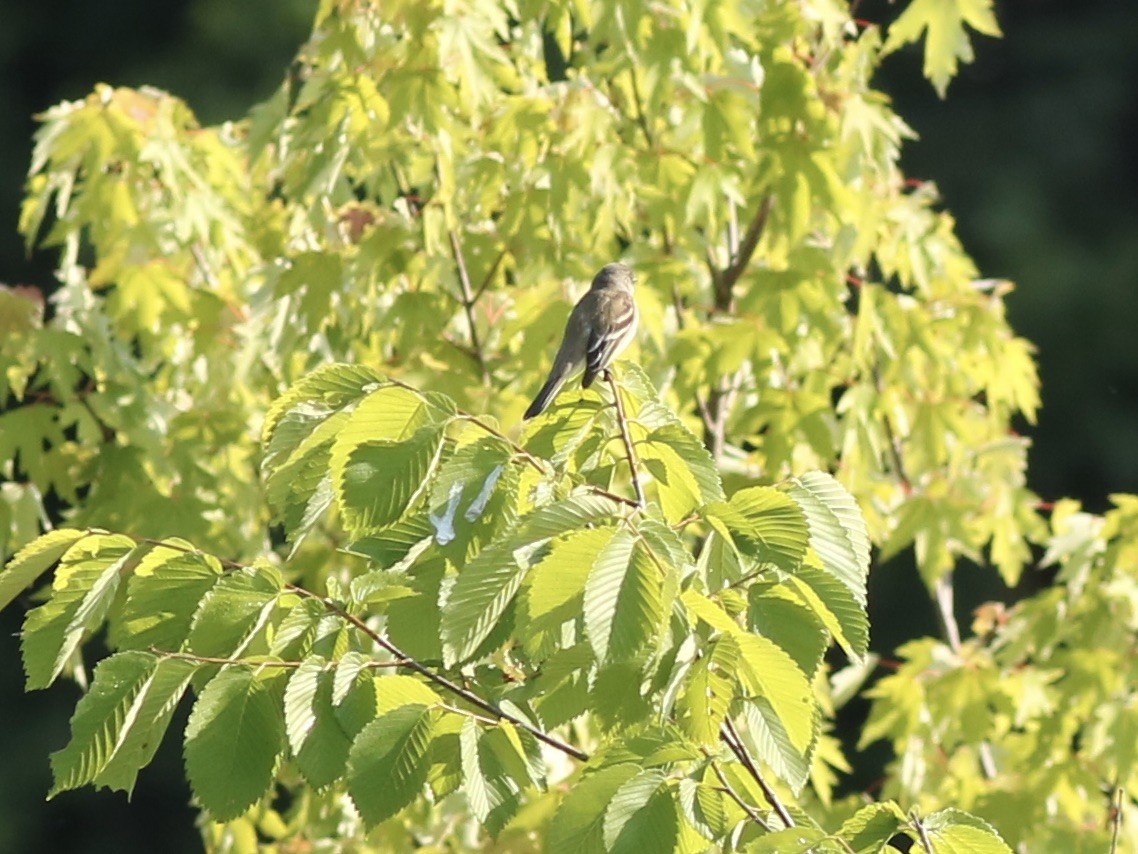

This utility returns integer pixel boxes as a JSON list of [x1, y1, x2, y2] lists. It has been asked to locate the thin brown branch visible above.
[[911, 811, 935, 854], [705, 751, 770, 830], [712, 195, 774, 312], [606, 370, 646, 508], [628, 67, 654, 149], [721, 719, 795, 829], [290, 586, 590, 763], [446, 228, 491, 386], [471, 246, 507, 303]]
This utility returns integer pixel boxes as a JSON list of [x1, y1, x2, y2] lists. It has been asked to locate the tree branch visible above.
[[1110, 785, 1125, 854], [704, 751, 770, 831], [711, 194, 773, 313], [721, 719, 794, 829], [606, 370, 646, 508], [911, 811, 935, 854], [291, 586, 590, 763], [447, 228, 491, 386]]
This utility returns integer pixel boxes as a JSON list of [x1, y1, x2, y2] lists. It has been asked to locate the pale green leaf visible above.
[[185, 565, 283, 659], [837, 801, 907, 853], [333, 425, 446, 536], [0, 527, 86, 612], [708, 487, 808, 571], [786, 471, 870, 605], [733, 633, 815, 754], [22, 534, 138, 690], [922, 809, 1013, 854]]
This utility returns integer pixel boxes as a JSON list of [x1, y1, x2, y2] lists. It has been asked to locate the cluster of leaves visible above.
[[1, 0, 1130, 850], [2, 362, 994, 851]]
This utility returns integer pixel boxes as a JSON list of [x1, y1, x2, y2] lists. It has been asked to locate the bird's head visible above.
[[590, 262, 636, 293]]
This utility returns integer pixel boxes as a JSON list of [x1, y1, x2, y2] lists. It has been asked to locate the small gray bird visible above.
[[524, 263, 639, 419]]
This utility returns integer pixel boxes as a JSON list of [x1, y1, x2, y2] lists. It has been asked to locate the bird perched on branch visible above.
[[523, 263, 639, 419]]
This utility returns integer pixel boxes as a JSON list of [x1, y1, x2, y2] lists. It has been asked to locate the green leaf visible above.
[[602, 768, 678, 854], [747, 588, 828, 681], [186, 565, 284, 658], [333, 425, 446, 536], [522, 526, 617, 635], [921, 809, 1013, 854], [22, 533, 137, 690], [639, 423, 724, 524], [707, 487, 808, 572], [184, 667, 285, 821], [459, 717, 525, 834], [786, 564, 870, 661], [733, 632, 815, 755], [0, 527, 86, 612], [49, 651, 197, 797], [284, 654, 376, 788], [882, 0, 1002, 97], [347, 703, 438, 826], [746, 827, 828, 853], [441, 538, 532, 666], [261, 362, 384, 446], [112, 541, 223, 652], [741, 696, 815, 795], [786, 471, 870, 606], [837, 802, 908, 853], [679, 637, 738, 745], [548, 763, 641, 854], [676, 778, 729, 841], [584, 531, 667, 663], [513, 492, 624, 542]]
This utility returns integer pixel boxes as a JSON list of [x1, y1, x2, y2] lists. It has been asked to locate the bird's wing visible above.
[[582, 290, 637, 388]]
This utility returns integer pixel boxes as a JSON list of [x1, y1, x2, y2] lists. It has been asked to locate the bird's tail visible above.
[[523, 373, 567, 420]]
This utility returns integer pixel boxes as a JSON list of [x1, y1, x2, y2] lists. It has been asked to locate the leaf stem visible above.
[[1110, 785, 1125, 854], [721, 718, 794, 828], [147, 647, 410, 669], [605, 370, 646, 508]]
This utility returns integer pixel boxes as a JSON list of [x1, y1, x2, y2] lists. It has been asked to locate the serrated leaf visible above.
[[602, 768, 677, 853], [333, 425, 446, 536], [746, 827, 828, 853], [186, 566, 283, 659], [733, 633, 815, 754], [640, 423, 724, 524], [786, 471, 870, 606], [0, 527, 86, 611], [584, 531, 667, 663], [262, 362, 385, 446], [184, 667, 285, 821], [677, 778, 728, 841], [459, 717, 525, 834], [922, 809, 1013, 854], [373, 674, 441, 713], [514, 492, 624, 542], [112, 543, 223, 652], [707, 487, 808, 571], [49, 651, 196, 797], [741, 696, 815, 795], [521, 526, 617, 660], [837, 802, 907, 853], [347, 704, 437, 826], [548, 763, 641, 854], [786, 564, 869, 661], [22, 533, 137, 690], [441, 538, 532, 666], [882, 0, 1001, 97], [679, 637, 738, 745], [284, 655, 375, 788], [747, 589, 828, 681]]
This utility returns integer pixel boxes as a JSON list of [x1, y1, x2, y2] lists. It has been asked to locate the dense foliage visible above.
[[1, 0, 1134, 850]]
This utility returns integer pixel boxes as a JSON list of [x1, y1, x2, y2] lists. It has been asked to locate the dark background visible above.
[[0, 0, 1134, 850]]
